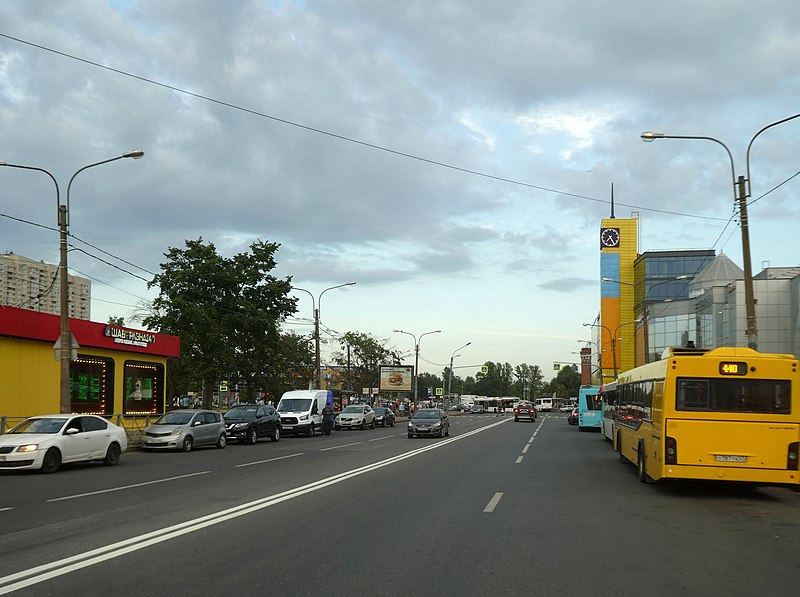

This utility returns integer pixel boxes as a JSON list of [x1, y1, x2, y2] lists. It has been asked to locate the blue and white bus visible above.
[[577, 385, 602, 431]]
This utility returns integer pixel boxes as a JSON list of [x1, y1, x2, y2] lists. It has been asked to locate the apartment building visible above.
[[0, 252, 91, 319]]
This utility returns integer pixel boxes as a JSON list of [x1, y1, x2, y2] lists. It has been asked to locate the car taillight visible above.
[[513, 409, 519, 414], [665, 436, 678, 465], [788, 442, 799, 470]]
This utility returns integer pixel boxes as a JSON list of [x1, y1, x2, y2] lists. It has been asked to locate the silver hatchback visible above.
[[142, 410, 226, 451]]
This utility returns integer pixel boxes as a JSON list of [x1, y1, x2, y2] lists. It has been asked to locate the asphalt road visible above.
[[1, 412, 798, 596]]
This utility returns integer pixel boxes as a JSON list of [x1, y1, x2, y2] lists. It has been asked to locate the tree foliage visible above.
[[143, 238, 297, 405], [331, 331, 398, 392]]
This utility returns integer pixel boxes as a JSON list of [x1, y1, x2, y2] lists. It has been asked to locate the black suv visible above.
[[223, 404, 281, 444], [513, 402, 537, 422]]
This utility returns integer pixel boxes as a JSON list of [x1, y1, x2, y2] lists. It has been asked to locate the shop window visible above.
[[123, 361, 164, 415], [70, 355, 114, 416]]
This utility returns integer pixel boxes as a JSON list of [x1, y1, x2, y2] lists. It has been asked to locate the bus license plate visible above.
[[715, 455, 747, 463]]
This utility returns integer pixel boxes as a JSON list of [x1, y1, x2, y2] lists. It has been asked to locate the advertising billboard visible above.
[[379, 365, 413, 392]]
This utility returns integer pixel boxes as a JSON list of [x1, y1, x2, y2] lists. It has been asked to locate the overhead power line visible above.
[[0, 32, 729, 223]]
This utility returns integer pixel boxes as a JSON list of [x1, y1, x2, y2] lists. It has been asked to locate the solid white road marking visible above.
[[368, 435, 394, 442], [0, 508, 13, 512], [47, 471, 212, 503], [483, 492, 503, 512]]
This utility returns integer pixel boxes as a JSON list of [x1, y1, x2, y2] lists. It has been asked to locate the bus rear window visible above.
[[676, 378, 791, 414]]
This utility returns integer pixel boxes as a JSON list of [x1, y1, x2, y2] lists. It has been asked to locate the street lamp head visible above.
[[345, 281, 356, 286], [641, 131, 664, 142], [123, 149, 145, 159], [582, 323, 592, 327]]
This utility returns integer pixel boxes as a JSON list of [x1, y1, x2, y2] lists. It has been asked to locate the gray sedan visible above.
[[408, 409, 449, 438], [142, 410, 227, 451]]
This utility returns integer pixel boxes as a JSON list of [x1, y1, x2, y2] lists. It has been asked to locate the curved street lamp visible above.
[[1, 150, 145, 413], [292, 282, 356, 389], [641, 113, 800, 349], [446, 341, 471, 401], [393, 329, 441, 406]]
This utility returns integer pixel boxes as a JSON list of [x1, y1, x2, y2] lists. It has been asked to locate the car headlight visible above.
[[299, 414, 309, 421], [432, 422, 441, 428], [170, 428, 183, 437], [233, 423, 247, 429], [17, 444, 39, 453], [408, 422, 413, 428]]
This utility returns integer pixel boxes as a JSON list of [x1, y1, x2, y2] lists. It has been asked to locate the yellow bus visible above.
[[613, 346, 799, 487]]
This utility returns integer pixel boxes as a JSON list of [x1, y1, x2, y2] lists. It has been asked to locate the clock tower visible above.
[[599, 194, 638, 380]]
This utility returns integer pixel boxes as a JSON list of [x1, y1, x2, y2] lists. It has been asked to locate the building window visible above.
[[123, 361, 164, 415], [70, 355, 114, 416]]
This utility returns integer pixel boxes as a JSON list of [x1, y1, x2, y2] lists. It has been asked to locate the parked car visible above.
[[513, 401, 537, 422], [567, 408, 579, 425], [142, 409, 226, 451], [558, 404, 574, 412], [334, 404, 376, 430], [223, 404, 281, 444], [469, 404, 485, 414], [0, 414, 127, 473], [373, 407, 396, 427], [408, 408, 450, 438]]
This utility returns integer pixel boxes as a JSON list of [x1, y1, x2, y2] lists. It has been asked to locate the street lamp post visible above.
[[393, 329, 441, 406], [1, 150, 144, 413], [641, 113, 800, 350], [446, 341, 471, 402], [292, 282, 356, 389], [602, 275, 688, 363]]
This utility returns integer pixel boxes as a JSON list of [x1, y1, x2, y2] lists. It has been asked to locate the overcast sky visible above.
[[2, 1, 799, 379]]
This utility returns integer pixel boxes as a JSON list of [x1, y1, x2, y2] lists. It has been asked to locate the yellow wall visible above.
[[1, 337, 168, 417], [600, 217, 638, 377]]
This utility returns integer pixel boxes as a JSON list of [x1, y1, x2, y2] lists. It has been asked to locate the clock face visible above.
[[600, 228, 620, 248]]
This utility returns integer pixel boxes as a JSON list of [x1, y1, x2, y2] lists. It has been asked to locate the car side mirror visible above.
[[193, 420, 202, 426], [65, 427, 80, 435]]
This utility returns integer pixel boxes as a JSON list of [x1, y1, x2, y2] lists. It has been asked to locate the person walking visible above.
[[322, 402, 334, 436]]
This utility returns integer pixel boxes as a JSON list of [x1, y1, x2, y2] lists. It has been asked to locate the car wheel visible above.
[[216, 433, 226, 449], [103, 443, 121, 466], [306, 423, 315, 437], [182, 436, 194, 452], [41, 448, 61, 474], [361, 420, 366, 430], [370, 419, 375, 429], [408, 433, 414, 438], [445, 427, 449, 437], [334, 425, 341, 431], [271, 427, 280, 442], [390, 419, 395, 427], [247, 428, 258, 445]]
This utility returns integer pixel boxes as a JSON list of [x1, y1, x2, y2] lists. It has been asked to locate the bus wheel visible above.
[[637, 443, 649, 483]]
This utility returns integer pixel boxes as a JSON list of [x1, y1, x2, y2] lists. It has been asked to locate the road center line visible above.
[[368, 435, 394, 442], [522, 443, 531, 454], [515, 456, 524, 463], [235, 452, 304, 468], [0, 418, 509, 595], [46, 471, 212, 503], [483, 492, 503, 512], [0, 508, 13, 512]]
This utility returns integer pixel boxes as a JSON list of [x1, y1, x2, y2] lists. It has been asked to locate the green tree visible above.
[[143, 238, 296, 407], [543, 364, 581, 399], [107, 315, 125, 326], [512, 363, 545, 400], [331, 331, 396, 393], [475, 361, 514, 396]]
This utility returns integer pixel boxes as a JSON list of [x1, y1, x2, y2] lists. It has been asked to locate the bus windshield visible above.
[[676, 378, 791, 414]]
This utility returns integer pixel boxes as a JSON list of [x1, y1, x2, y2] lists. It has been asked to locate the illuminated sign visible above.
[[719, 362, 747, 376], [104, 325, 156, 348]]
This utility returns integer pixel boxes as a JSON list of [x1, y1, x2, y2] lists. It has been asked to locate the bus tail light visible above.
[[665, 436, 678, 464], [788, 443, 799, 470]]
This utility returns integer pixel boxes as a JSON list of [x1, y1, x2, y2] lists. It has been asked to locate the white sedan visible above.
[[334, 404, 376, 430], [0, 414, 128, 473]]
